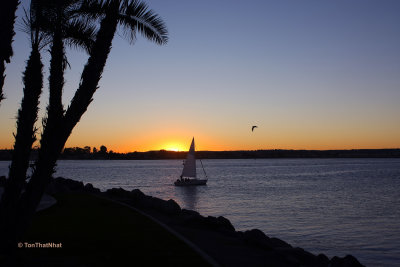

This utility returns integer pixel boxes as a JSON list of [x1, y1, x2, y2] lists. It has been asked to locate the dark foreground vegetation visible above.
[[0, 177, 365, 266], [0, 0, 168, 253], [1, 148, 399, 160]]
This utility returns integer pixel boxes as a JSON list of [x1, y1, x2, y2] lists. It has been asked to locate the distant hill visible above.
[[1, 148, 399, 161]]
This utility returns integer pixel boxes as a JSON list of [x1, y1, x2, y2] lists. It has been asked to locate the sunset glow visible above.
[[163, 143, 185, 152], [0, 1, 399, 153]]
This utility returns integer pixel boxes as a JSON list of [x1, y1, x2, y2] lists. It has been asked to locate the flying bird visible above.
[[252, 126, 258, 132]]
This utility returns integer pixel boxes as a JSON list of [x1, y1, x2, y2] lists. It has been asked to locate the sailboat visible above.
[[174, 137, 208, 186]]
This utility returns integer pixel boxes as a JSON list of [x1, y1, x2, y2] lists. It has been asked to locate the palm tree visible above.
[[0, 1, 46, 253], [0, 0, 20, 105], [16, 0, 168, 241], [46, 0, 96, 124], [0, 0, 96, 253], [40, 0, 96, 176]]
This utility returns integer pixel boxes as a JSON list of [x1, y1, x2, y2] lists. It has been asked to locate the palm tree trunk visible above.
[[16, 6, 120, 241], [48, 29, 65, 122], [64, 12, 119, 131], [0, 0, 20, 105], [0, 60, 5, 103], [0, 44, 43, 253], [41, 29, 66, 157]]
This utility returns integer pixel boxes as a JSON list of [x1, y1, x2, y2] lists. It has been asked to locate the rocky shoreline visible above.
[[1, 176, 365, 266]]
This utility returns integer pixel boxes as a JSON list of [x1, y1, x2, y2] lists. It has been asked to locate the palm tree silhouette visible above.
[[0, 0, 96, 252], [0, 1, 46, 245], [10, 0, 167, 251], [0, 0, 20, 105], [45, 0, 96, 125]]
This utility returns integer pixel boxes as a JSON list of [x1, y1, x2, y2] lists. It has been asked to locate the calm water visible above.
[[1, 158, 400, 266]]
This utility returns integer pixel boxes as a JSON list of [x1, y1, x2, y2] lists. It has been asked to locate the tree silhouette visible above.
[[44, 0, 96, 148], [0, 0, 96, 253], [100, 145, 108, 154], [0, 0, 20, 105], [2, 0, 168, 251], [0, 2, 47, 253], [84, 146, 91, 154]]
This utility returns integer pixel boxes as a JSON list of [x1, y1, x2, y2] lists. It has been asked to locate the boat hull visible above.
[[174, 179, 207, 186]]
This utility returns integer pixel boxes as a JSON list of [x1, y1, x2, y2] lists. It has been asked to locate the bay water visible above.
[[1, 158, 399, 266]]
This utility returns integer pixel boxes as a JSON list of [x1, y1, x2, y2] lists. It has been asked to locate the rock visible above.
[[53, 177, 84, 192], [216, 216, 235, 232], [181, 209, 200, 217], [106, 187, 131, 199], [242, 229, 271, 247], [144, 197, 181, 215], [316, 253, 330, 266], [130, 189, 145, 200], [162, 199, 181, 215], [242, 229, 292, 251], [46, 178, 101, 194], [204, 216, 220, 229], [180, 209, 205, 226], [269, 237, 292, 249], [243, 228, 267, 240], [201, 216, 236, 232], [84, 183, 101, 194], [331, 255, 364, 267], [150, 196, 166, 210], [281, 247, 318, 266]]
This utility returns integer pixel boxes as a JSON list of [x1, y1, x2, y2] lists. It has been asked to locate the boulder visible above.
[[181, 209, 200, 217], [280, 247, 318, 266], [53, 177, 84, 192], [316, 254, 330, 266], [202, 216, 235, 232], [149, 196, 166, 210], [84, 183, 101, 194], [216, 216, 235, 232], [204, 216, 220, 230], [106, 187, 132, 199], [242, 229, 292, 250], [162, 199, 181, 215], [269, 237, 292, 249], [180, 209, 205, 226], [130, 189, 145, 200], [330, 255, 365, 267]]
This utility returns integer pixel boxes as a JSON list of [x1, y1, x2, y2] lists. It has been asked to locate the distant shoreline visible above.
[[1, 148, 399, 161]]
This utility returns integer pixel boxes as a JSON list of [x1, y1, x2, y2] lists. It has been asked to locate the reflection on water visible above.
[[175, 186, 199, 211]]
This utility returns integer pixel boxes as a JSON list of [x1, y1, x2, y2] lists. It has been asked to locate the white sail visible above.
[[181, 137, 196, 178]]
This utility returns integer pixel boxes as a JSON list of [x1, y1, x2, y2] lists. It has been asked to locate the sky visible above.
[[0, 0, 399, 152]]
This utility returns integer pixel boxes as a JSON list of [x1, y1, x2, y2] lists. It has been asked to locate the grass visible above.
[[15, 193, 210, 266]]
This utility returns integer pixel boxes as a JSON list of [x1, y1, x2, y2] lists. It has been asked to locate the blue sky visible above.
[[1, 0, 399, 151]]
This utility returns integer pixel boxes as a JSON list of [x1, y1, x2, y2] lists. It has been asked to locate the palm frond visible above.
[[77, 0, 107, 20], [18, 5, 51, 50], [64, 19, 97, 53], [19, 8, 32, 36], [119, 0, 168, 45]]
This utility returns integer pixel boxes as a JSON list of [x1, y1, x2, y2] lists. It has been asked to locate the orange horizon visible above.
[[1, 124, 400, 153], [1, 137, 399, 154], [2, 147, 400, 153]]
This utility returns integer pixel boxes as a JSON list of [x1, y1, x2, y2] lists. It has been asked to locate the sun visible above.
[[163, 143, 185, 152]]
